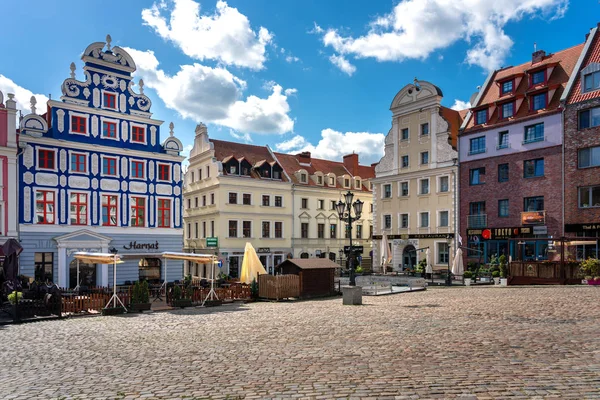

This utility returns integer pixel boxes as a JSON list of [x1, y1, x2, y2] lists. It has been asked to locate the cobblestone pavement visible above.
[[1, 286, 600, 400]]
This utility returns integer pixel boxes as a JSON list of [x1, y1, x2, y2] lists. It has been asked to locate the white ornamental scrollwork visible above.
[[150, 126, 157, 146], [23, 172, 34, 185], [101, 75, 119, 89], [91, 116, 98, 137], [23, 187, 31, 222], [23, 145, 34, 169], [91, 178, 99, 189], [56, 109, 65, 133], [136, 97, 152, 111], [61, 71, 92, 98], [91, 154, 99, 175]]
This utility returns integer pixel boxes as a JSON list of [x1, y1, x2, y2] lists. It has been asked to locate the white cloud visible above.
[[126, 47, 294, 134], [275, 128, 384, 164], [309, 22, 324, 34], [284, 88, 297, 96], [0, 75, 50, 118], [229, 129, 252, 143], [451, 99, 471, 110], [285, 55, 300, 63], [317, 0, 568, 72], [329, 54, 356, 76], [142, 0, 272, 70]]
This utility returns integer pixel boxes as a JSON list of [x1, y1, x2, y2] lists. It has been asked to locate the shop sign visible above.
[[123, 241, 159, 250], [372, 233, 454, 240], [565, 223, 600, 232], [533, 226, 548, 235], [344, 246, 364, 254], [257, 247, 271, 253], [521, 211, 545, 225], [206, 237, 218, 247], [392, 239, 419, 247], [467, 227, 532, 240]]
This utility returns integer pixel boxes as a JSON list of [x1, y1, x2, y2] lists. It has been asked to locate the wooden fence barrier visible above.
[[258, 274, 300, 300], [61, 290, 131, 314]]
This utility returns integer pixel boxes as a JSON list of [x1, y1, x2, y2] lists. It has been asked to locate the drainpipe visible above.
[[561, 105, 565, 238]]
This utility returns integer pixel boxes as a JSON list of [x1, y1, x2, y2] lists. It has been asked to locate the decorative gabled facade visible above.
[[459, 43, 583, 263], [0, 90, 18, 244], [18, 36, 185, 288], [373, 80, 461, 273]]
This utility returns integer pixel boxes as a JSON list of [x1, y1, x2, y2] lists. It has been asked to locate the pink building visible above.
[[0, 90, 18, 243]]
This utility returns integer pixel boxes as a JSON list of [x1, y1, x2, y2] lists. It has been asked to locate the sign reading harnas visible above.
[[123, 241, 159, 250]]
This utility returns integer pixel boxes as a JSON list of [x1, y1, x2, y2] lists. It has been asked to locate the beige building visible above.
[[275, 151, 375, 268], [373, 80, 463, 273]]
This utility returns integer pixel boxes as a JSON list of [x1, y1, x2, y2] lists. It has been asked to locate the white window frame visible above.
[[419, 211, 430, 228], [130, 122, 148, 145], [241, 193, 252, 206], [242, 220, 253, 239], [419, 178, 430, 195], [129, 194, 149, 228], [36, 146, 58, 172], [99, 116, 120, 141], [155, 196, 174, 228], [261, 220, 272, 239], [317, 199, 325, 210], [383, 214, 392, 230], [68, 111, 89, 136], [67, 150, 88, 175], [227, 191, 239, 205], [399, 213, 409, 229], [274, 195, 283, 207], [399, 181, 409, 197], [437, 175, 450, 193], [101, 89, 119, 111], [436, 241, 450, 266], [129, 158, 147, 181], [156, 162, 172, 182], [100, 191, 120, 226], [33, 187, 59, 225], [438, 210, 449, 227], [261, 194, 271, 207], [67, 190, 91, 226], [227, 219, 239, 238]]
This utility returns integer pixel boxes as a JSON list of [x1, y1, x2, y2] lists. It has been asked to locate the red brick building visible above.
[[563, 24, 600, 258], [458, 43, 584, 263]]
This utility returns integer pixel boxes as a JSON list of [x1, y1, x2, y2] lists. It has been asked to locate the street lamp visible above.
[[336, 191, 363, 286], [446, 235, 452, 286]]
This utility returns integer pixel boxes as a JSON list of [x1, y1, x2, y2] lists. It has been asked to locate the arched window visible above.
[[300, 252, 309, 259]]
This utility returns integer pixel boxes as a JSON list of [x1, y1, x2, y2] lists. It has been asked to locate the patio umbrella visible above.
[[451, 248, 464, 276], [2, 239, 23, 283], [381, 233, 391, 273], [240, 242, 267, 284], [425, 248, 433, 274]]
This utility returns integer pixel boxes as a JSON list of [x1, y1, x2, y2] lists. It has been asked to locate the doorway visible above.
[[69, 260, 97, 288], [403, 245, 417, 270], [229, 256, 240, 278]]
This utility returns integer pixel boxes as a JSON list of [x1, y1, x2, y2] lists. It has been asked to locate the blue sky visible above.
[[1, 0, 598, 165]]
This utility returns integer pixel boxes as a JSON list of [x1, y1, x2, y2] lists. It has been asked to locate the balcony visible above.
[[522, 136, 546, 145], [468, 148, 487, 156], [468, 214, 487, 228], [496, 143, 511, 150]]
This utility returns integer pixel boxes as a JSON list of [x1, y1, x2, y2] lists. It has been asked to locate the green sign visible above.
[[206, 237, 218, 247]]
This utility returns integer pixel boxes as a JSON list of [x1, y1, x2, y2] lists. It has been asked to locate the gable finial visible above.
[[70, 62, 76, 79], [106, 34, 112, 51], [169, 122, 174, 137], [138, 79, 144, 95], [30, 96, 37, 114]]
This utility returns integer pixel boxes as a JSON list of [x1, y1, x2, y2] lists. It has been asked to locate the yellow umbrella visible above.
[[240, 242, 267, 284]]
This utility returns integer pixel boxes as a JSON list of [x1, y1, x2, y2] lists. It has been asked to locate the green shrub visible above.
[[172, 285, 182, 301], [139, 280, 149, 303], [355, 265, 364, 274], [492, 270, 500, 278], [250, 278, 259, 299], [8, 291, 22, 304], [580, 258, 600, 278], [463, 271, 473, 279], [498, 255, 508, 278]]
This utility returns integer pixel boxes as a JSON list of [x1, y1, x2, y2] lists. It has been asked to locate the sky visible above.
[[0, 0, 598, 165]]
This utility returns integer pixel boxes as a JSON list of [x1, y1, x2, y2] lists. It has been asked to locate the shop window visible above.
[[139, 258, 161, 283], [70, 260, 96, 288], [35, 252, 53, 283]]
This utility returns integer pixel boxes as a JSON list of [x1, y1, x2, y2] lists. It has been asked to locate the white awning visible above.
[[161, 252, 216, 263], [566, 240, 598, 246], [73, 252, 122, 264]]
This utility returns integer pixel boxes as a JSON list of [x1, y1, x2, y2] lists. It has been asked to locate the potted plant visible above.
[[463, 271, 473, 286], [418, 258, 427, 277], [491, 270, 500, 285], [355, 265, 364, 275], [130, 281, 151, 312], [171, 285, 193, 308], [580, 258, 600, 285], [498, 255, 508, 286]]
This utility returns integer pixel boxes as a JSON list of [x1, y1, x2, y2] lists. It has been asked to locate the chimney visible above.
[[297, 151, 311, 165], [343, 153, 359, 176], [532, 49, 546, 64]]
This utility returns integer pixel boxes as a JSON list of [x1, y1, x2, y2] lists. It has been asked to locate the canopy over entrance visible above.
[[73, 252, 122, 264]]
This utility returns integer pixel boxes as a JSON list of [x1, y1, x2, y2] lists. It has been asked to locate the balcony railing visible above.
[[468, 148, 487, 156], [496, 143, 511, 150], [522, 136, 546, 145], [468, 214, 487, 228]]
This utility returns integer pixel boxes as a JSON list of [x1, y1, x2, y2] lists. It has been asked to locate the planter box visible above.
[[172, 299, 193, 308], [500, 278, 508, 287], [342, 286, 362, 305], [464, 278, 472, 286], [493, 277, 500, 285], [102, 307, 125, 316], [130, 303, 152, 312]]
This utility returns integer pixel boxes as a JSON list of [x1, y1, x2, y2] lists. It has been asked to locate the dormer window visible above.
[[531, 70, 546, 86], [230, 165, 237, 175], [344, 178, 350, 187], [355, 179, 361, 189], [500, 101, 514, 119], [501, 79, 514, 95], [273, 169, 281, 179], [329, 176, 335, 186], [317, 175, 323, 184], [583, 70, 600, 93], [531, 92, 547, 111], [475, 109, 487, 125], [300, 173, 307, 183]]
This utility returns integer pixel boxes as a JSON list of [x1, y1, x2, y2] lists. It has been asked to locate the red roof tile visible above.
[[210, 139, 288, 181], [440, 106, 464, 149], [567, 29, 600, 104]]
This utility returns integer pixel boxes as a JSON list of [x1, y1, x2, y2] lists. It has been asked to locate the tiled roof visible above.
[[276, 258, 339, 270], [463, 43, 585, 133], [567, 29, 600, 104], [440, 106, 464, 149]]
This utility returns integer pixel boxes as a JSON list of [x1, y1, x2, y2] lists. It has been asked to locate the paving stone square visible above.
[[1, 286, 600, 399]]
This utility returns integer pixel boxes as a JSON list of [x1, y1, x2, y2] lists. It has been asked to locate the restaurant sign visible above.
[[372, 233, 454, 240], [521, 211, 545, 225], [565, 223, 600, 232], [467, 227, 532, 240], [123, 241, 159, 250]]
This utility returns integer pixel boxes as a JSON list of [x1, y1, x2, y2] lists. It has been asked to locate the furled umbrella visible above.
[[240, 242, 267, 284], [2, 238, 23, 284], [451, 248, 464, 276], [381, 232, 391, 274], [425, 248, 433, 275]]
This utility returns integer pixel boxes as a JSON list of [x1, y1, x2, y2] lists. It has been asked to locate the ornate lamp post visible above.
[[446, 235, 452, 286], [336, 191, 363, 286]]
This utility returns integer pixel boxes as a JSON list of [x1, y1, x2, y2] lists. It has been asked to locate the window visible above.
[[35, 252, 53, 283], [195, 197, 198, 208], [229, 193, 238, 204], [583, 71, 600, 92], [71, 116, 86, 134], [524, 123, 544, 143], [301, 198, 308, 208], [38, 149, 55, 170], [579, 146, 600, 168], [578, 107, 600, 129], [317, 175, 323, 184], [439, 176, 449, 192], [330, 224, 337, 238], [158, 199, 171, 227], [300, 173, 307, 183], [524, 196, 544, 211], [420, 151, 429, 165], [206, 166, 210, 178], [531, 70, 546, 85], [438, 243, 449, 264], [199, 169, 202, 180], [211, 193, 215, 205], [345, 178, 350, 187], [469, 136, 486, 155], [498, 131, 509, 149], [102, 195, 118, 226], [158, 164, 171, 181], [70, 153, 86, 173], [301, 222, 309, 238], [242, 193, 251, 205], [229, 221, 238, 237], [261, 195, 270, 206], [500, 102, 514, 119], [102, 121, 117, 138], [355, 179, 361, 189], [262, 221, 271, 238], [202, 221, 206, 238], [369, 225, 373, 238], [103, 92, 116, 109], [130, 197, 145, 227], [420, 212, 429, 228], [498, 164, 509, 182], [229, 165, 237, 175], [439, 211, 449, 227], [383, 184, 392, 198], [470, 201, 486, 215], [70, 193, 87, 225], [401, 182, 409, 197], [211, 221, 215, 236], [356, 225, 362, 239], [187, 198, 191, 209], [524, 158, 544, 178], [498, 199, 509, 217], [420, 179, 429, 195], [275, 222, 283, 238], [401, 128, 409, 140], [202, 195, 206, 207], [275, 196, 282, 207], [421, 123, 429, 136], [317, 199, 324, 209], [383, 215, 392, 229], [132, 126, 145, 143], [531, 92, 547, 111], [35, 191, 55, 224], [579, 186, 600, 208], [475, 109, 487, 125], [330, 177, 335, 185], [400, 214, 409, 229], [501, 80, 513, 94], [401, 155, 409, 168], [318, 223, 325, 239], [330, 200, 337, 210], [102, 157, 117, 176], [243, 221, 252, 238], [190, 171, 195, 182], [131, 161, 145, 179], [470, 168, 485, 185]]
